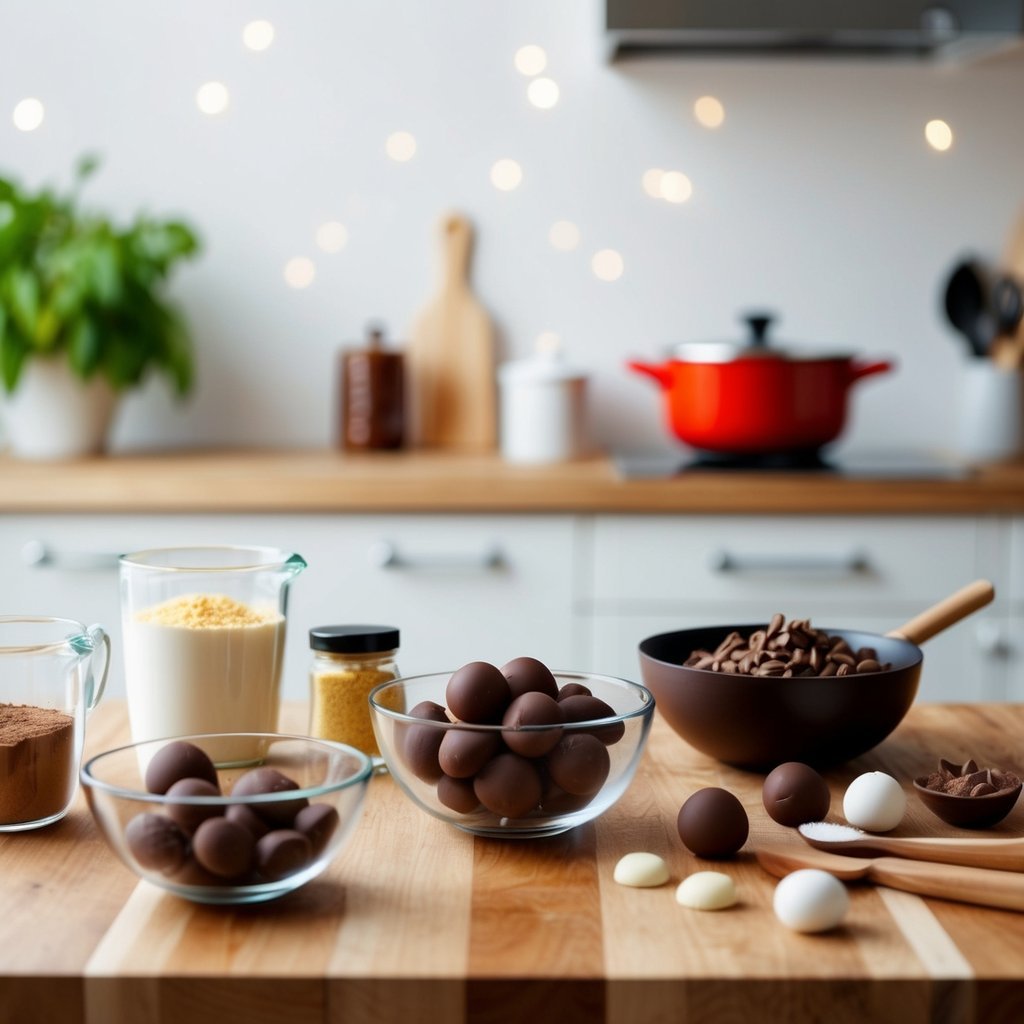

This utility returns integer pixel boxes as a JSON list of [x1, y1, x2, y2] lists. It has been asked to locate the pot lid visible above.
[[670, 313, 854, 363]]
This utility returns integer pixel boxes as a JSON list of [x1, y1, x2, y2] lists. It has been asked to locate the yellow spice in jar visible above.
[[311, 667, 400, 757], [137, 593, 274, 628]]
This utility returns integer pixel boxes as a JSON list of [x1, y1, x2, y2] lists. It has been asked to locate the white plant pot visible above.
[[1, 358, 117, 460]]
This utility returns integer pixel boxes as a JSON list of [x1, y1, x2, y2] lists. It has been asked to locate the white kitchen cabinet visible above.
[[583, 515, 1011, 702], [0, 514, 580, 702], [1, 510, 1013, 708]]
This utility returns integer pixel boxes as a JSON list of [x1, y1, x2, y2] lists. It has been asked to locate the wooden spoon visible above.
[[886, 578, 994, 645], [797, 823, 1024, 872], [756, 843, 1024, 912]]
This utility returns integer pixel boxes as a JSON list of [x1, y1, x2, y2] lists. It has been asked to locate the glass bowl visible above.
[[369, 671, 654, 838], [81, 732, 372, 905]]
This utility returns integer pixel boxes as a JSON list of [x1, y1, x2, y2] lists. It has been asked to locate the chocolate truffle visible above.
[[193, 816, 256, 879], [231, 767, 306, 826], [145, 740, 219, 795], [446, 662, 512, 724], [125, 812, 188, 874], [399, 700, 449, 783], [556, 682, 592, 701], [557, 695, 624, 746], [500, 656, 559, 701], [473, 752, 543, 819], [438, 729, 502, 778], [225, 802, 271, 840], [545, 733, 610, 797], [762, 762, 831, 827], [294, 803, 340, 855], [165, 777, 223, 834], [677, 788, 749, 859], [501, 692, 564, 757], [256, 829, 312, 881], [437, 774, 481, 815]]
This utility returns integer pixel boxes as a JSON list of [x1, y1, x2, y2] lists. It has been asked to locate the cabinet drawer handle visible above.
[[21, 540, 122, 571], [368, 540, 505, 572], [711, 549, 870, 575]]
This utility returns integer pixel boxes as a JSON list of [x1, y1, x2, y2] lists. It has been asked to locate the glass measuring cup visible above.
[[0, 616, 110, 831], [119, 546, 306, 766]]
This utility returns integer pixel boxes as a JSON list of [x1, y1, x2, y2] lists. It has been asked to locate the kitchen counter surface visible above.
[[2, 449, 1024, 514], [4, 701, 1024, 1024]]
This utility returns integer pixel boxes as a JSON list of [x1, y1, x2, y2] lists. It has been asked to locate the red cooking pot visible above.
[[628, 314, 894, 455]]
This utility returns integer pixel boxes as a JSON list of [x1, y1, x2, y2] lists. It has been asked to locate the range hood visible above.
[[605, 1, 1024, 62]]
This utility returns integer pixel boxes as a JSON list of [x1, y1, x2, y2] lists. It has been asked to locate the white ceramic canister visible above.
[[956, 361, 1024, 463], [498, 339, 589, 464]]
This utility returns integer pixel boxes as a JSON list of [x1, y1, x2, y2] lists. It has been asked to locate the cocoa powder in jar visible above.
[[0, 703, 76, 825]]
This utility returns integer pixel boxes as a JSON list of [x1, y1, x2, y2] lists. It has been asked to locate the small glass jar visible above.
[[308, 625, 400, 768]]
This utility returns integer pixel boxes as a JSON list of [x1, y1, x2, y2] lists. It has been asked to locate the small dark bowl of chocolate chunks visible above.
[[914, 757, 1022, 830]]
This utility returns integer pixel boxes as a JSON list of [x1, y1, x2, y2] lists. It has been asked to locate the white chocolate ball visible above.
[[613, 851, 670, 888], [842, 771, 907, 832], [675, 871, 736, 910], [773, 869, 849, 933]]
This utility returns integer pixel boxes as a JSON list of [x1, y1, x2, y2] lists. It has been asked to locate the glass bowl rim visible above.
[[80, 731, 373, 804], [119, 545, 306, 573], [368, 670, 654, 731]]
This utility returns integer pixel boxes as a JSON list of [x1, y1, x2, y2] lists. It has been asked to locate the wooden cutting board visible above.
[[5, 702, 1024, 1024], [407, 213, 496, 451]]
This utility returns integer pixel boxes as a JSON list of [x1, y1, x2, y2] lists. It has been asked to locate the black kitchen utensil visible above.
[[944, 260, 997, 358]]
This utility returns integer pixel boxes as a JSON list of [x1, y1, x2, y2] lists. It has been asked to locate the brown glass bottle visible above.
[[339, 326, 406, 451]]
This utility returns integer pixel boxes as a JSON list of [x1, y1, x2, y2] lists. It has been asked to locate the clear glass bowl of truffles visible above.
[[81, 733, 372, 905], [369, 660, 655, 839]]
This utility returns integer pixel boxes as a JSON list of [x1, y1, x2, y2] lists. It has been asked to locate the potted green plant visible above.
[[0, 156, 200, 458]]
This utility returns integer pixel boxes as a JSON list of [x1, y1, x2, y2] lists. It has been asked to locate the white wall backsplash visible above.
[[2, 0, 1023, 458]]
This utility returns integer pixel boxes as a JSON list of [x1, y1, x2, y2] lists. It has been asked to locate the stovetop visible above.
[[612, 448, 973, 480]]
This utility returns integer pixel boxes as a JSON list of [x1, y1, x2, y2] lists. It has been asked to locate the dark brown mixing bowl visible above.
[[638, 624, 923, 771]]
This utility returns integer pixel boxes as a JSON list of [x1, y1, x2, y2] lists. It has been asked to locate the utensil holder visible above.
[[956, 361, 1024, 463]]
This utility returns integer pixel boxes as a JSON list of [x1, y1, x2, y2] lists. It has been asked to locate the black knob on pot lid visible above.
[[743, 312, 775, 348]]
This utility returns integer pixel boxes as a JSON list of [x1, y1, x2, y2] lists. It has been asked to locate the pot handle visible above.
[[627, 360, 673, 388], [849, 358, 895, 382]]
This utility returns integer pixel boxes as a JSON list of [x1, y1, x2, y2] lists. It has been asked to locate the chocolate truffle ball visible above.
[[125, 812, 188, 874], [556, 682, 593, 701], [225, 802, 271, 840], [437, 774, 481, 815], [762, 762, 831, 827], [256, 829, 312, 881], [677, 788, 749, 859], [231, 767, 306, 826], [545, 733, 610, 797], [294, 803, 340, 856], [501, 692, 564, 757], [193, 816, 256, 879], [399, 700, 449, 783], [165, 777, 223, 834], [438, 729, 502, 779], [557, 695, 625, 746], [500, 656, 559, 701], [145, 741, 219, 795], [446, 662, 512, 724], [473, 753, 543, 819]]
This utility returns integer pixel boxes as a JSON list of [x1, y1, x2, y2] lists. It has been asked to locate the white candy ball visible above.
[[842, 771, 907, 832], [676, 871, 737, 911], [773, 869, 849, 933]]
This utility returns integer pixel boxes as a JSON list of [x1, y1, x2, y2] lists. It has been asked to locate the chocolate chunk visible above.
[[762, 762, 831, 827], [557, 695, 624, 746], [399, 700, 448, 783], [445, 662, 512, 724], [545, 733, 610, 797], [165, 777, 223, 834], [436, 774, 481, 815], [501, 692, 564, 757], [293, 803, 339, 855], [473, 753, 543, 819], [438, 729, 502, 778], [677, 787, 749, 859], [225, 802, 271, 839], [500, 657, 559, 701]]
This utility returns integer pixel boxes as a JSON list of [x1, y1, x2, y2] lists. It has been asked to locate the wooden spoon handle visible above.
[[887, 579, 995, 645], [869, 857, 1024, 912], [878, 835, 1023, 872]]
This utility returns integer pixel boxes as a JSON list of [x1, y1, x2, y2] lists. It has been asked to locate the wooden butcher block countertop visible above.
[[1, 449, 1024, 513], [3, 702, 1024, 1024]]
